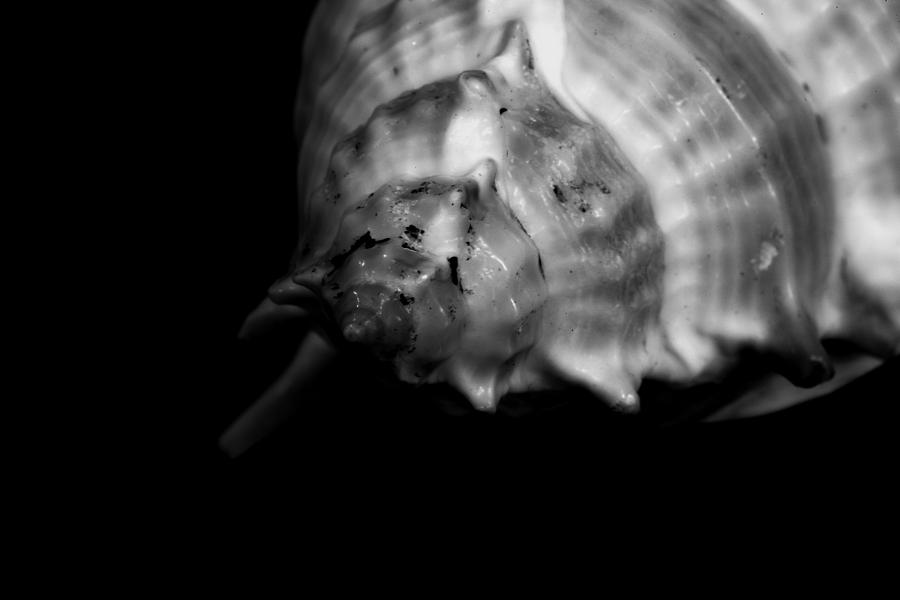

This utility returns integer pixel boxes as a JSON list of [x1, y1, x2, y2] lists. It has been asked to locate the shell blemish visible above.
[[329, 231, 391, 272], [448, 256, 461, 288], [552, 184, 566, 203], [404, 224, 423, 240]]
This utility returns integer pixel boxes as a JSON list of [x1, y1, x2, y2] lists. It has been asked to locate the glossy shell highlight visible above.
[[229, 0, 899, 449]]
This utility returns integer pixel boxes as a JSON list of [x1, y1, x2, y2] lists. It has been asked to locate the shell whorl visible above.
[[291, 28, 663, 409], [273, 0, 900, 413]]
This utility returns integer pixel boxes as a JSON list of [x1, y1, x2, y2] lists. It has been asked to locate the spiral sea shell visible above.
[[222, 0, 899, 455]]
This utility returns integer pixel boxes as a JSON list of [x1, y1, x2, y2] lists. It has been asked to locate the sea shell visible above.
[[222, 0, 900, 455]]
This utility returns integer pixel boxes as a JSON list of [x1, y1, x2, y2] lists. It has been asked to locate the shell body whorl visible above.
[[264, 0, 900, 417]]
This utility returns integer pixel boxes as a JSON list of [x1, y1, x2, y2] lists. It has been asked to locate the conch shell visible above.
[[222, 0, 900, 455]]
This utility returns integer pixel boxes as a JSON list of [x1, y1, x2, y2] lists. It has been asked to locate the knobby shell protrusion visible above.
[[225, 0, 900, 456]]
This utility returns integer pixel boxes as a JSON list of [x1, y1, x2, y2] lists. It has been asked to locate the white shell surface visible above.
[[727, 0, 900, 348], [279, 0, 900, 413]]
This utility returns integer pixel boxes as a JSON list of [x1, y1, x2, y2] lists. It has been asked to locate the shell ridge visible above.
[[238, 0, 900, 434], [556, 0, 846, 389]]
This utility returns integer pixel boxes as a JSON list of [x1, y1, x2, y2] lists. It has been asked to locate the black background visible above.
[[155, 3, 897, 488]]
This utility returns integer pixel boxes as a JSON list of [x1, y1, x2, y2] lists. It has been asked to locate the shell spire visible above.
[[225, 0, 900, 450]]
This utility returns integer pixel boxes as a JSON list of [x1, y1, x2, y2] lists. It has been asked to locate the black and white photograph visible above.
[[159, 1, 899, 485]]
